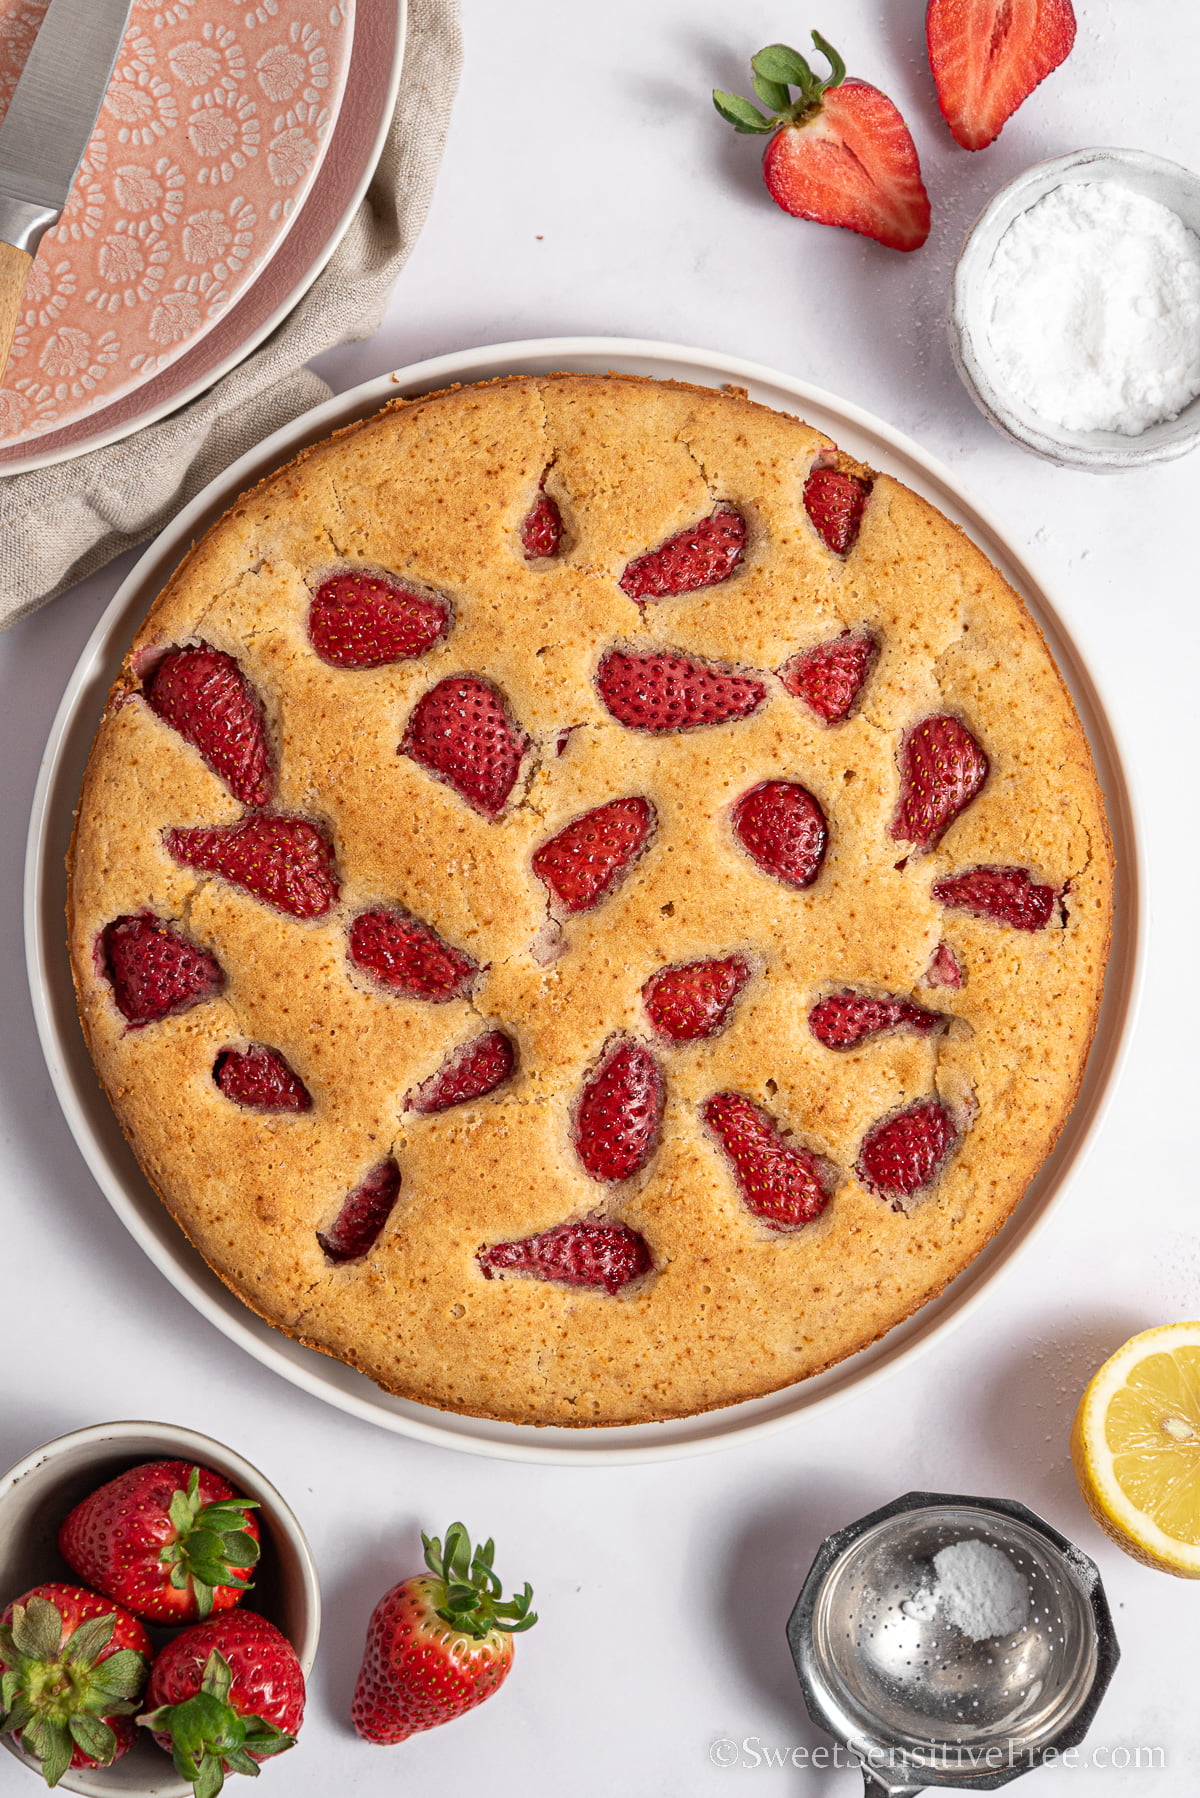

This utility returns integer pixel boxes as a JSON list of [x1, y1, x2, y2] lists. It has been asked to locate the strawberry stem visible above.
[[138, 1650, 294, 1798], [713, 29, 847, 134], [0, 1597, 148, 1789], [422, 1524, 538, 1641], [161, 1468, 260, 1620]]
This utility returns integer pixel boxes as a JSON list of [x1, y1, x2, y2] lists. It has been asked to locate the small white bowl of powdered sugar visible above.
[[950, 147, 1200, 468]]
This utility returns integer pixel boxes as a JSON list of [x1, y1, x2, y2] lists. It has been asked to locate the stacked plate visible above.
[[0, 0, 406, 474]]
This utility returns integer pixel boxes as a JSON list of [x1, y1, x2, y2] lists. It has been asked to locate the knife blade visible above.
[[0, 0, 134, 375]]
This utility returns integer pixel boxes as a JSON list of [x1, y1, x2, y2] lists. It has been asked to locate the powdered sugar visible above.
[[982, 180, 1200, 435], [901, 1539, 1029, 1640]]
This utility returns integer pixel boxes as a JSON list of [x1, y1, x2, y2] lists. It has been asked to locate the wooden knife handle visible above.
[[0, 240, 32, 382]]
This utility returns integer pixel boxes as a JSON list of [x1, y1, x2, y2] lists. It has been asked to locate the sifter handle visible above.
[[0, 239, 31, 380]]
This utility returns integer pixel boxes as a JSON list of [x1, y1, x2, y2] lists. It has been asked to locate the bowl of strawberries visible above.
[[0, 1421, 319, 1795]]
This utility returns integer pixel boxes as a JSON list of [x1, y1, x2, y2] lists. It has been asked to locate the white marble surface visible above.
[[2, 0, 1198, 1791]]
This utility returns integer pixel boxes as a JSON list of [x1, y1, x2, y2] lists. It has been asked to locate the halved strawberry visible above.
[[809, 990, 943, 1050], [521, 486, 563, 560], [702, 1091, 834, 1230], [308, 571, 449, 668], [891, 714, 988, 850], [165, 816, 339, 918], [618, 507, 745, 600], [100, 914, 224, 1027], [643, 957, 750, 1042], [317, 1160, 401, 1262], [924, 940, 963, 987], [532, 796, 656, 915], [142, 643, 273, 808], [478, 1217, 651, 1294], [595, 649, 766, 732], [927, 0, 1077, 152], [779, 630, 876, 722], [401, 676, 527, 819], [348, 908, 479, 1001], [933, 865, 1059, 930], [732, 780, 828, 888], [803, 469, 872, 556], [856, 1098, 958, 1205], [406, 1030, 516, 1113], [714, 33, 930, 252], [574, 1039, 664, 1182], [213, 1045, 312, 1112]]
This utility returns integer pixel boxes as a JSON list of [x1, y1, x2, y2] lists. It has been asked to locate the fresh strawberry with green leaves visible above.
[[213, 1045, 312, 1112], [802, 469, 872, 557], [348, 908, 479, 1001], [352, 1523, 535, 1744], [732, 779, 828, 889], [574, 1038, 664, 1182], [702, 1092, 834, 1230], [891, 714, 988, 850], [59, 1463, 260, 1625], [779, 629, 876, 722], [533, 796, 656, 914], [809, 990, 943, 1050], [856, 1098, 958, 1206], [643, 956, 750, 1042], [100, 913, 224, 1027], [521, 484, 563, 560], [317, 1159, 401, 1263], [308, 571, 448, 668], [407, 1029, 516, 1113], [618, 506, 746, 600], [139, 1609, 303, 1797], [165, 816, 340, 919], [927, 0, 1077, 151], [143, 645, 274, 809], [596, 649, 766, 733], [401, 676, 527, 818], [0, 1585, 151, 1787], [933, 865, 1059, 930], [478, 1217, 652, 1293], [714, 32, 930, 252]]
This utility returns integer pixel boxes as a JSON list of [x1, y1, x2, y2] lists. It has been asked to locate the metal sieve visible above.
[[787, 1492, 1119, 1795]]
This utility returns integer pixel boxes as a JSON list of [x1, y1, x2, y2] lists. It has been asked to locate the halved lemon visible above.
[[1070, 1322, 1200, 1578]]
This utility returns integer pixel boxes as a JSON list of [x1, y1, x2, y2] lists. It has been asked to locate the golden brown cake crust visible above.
[[67, 374, 1113, 1425]]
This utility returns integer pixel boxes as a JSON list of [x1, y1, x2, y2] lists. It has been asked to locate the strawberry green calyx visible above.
[[139, 1650, 294, 1798], [0, 1597, 148, 1789], [714, 31, 847, 134], [163, 1468, 260, 1620], [422, 1523, 537, 1641]]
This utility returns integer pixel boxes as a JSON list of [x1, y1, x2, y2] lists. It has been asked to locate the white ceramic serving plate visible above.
[[950, 146, 1200, 470], [0, 0, 406, 476], [0, 1420, 320, 1796], [25, 338, 1143, 1467]]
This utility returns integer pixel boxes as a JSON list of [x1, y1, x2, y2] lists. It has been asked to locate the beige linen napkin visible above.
[[0, 0, 462, 628]]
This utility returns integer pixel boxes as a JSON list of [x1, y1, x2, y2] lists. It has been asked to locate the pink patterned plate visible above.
[[0, 0, 355, 451]]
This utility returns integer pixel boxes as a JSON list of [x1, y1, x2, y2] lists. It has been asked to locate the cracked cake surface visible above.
[[67, 373, 1113, 1425]]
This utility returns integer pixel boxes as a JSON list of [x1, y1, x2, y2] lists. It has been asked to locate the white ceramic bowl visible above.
[[950, 147, 1200, 469], [0, 1422, 320, 1797]]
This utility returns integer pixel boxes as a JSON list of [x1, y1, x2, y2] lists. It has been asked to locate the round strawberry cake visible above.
[[67, 374, 1113, 1425]]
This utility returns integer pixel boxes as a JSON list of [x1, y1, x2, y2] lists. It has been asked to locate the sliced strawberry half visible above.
[[142, 643, 273, 808], [478, 1217, 651, 1294], [401, 675, 527, 818], [618, 506, 745, 601], [308, 571, 449, 668], [348, 908, 479, 1001], [714, 33, 930, 252], [779, 630, 877, 723], [856, 1098, 958, 1205], [317, 1159, 401, 1263], [521, 485, 563, 560], [803, 469, 872, 556], [407, 1030, 516, 1113], [732, 780, 828, 889], [809, 990, 943, 1050], [927, 0, 1077, 152], [574, 1039, 664, 1182], [213, 1045, 312, 1112], [702, 1091, 834, 1231], [532, 796, 656, 915], [643, 957, 750, 1042], [596, 649, 766, 733], [933, 865, 1059, 930], [924, 940, 963, 988], [100, 914, 224, 1027], [165, 815, 339, 918], [891, 714, 988, 850]]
